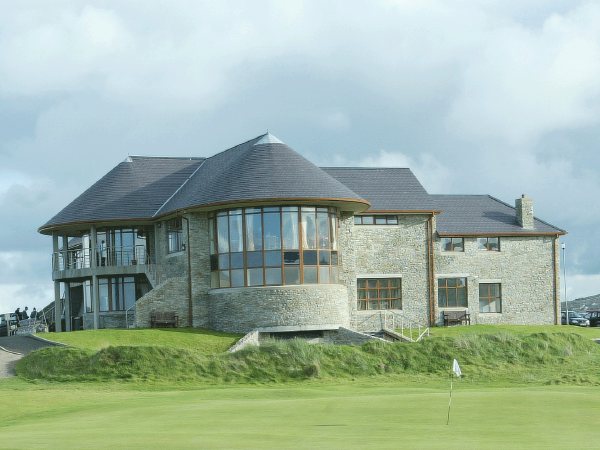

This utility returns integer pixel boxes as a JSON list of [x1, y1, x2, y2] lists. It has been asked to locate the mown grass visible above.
[[17, 331, 600, 385], [38, 328, 241, 354], [0, 378, 598, 449]]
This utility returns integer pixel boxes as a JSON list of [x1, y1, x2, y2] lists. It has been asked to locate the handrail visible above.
[[125, 303, 136, 329], [52, 245, 149, 271], [354, 310, 429, 342]]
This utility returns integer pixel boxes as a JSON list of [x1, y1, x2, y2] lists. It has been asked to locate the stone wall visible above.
[[434, 235, 558, 325], [135, 277, 188, 328], [340, 214, 432, 327], [208, 284, 349, 333]]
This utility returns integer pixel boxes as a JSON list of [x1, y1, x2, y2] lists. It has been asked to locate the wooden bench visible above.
[[443, 310, 471, 327], [150, 311, 179, 328]]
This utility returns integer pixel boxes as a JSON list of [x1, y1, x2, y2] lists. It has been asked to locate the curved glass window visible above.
[[209, 206, 339, 288]]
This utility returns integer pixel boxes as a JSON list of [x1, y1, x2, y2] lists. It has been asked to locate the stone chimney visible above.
[[515, 194, 534, 229]]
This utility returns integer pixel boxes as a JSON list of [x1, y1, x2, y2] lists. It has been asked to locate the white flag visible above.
[[452, 359, 462, 377]]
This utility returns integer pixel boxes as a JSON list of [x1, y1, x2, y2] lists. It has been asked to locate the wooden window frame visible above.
[[437, 277, 468, 308], [441, 237, 464, 252], [209, 206, 339, 288], [356, 278, 402, 311], [477, 237, 500, 251], [479, 283, 502, 313], [354, 215, 398, 225]]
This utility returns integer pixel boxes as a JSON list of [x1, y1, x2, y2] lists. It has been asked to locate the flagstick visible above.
[[446, 373, 453, 425]]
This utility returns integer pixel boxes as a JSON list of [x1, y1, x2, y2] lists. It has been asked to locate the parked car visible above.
[[0, 313, 18, 337], [587, 310, 600, 327], [561, 311, 590, 327]]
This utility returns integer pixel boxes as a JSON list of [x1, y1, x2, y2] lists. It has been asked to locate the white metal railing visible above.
[[354, 310, 430, 342], [52, 245, 149, 271], [125, 303, 136, 329]]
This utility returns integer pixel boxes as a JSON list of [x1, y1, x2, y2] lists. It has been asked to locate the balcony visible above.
[[52, 245, 152, 280]]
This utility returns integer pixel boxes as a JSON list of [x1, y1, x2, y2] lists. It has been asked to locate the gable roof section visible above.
[[433, 195, 565, 236], [39, 156, 205, 232], [159, 134, 368, 213], [322, 167, 436, 212]]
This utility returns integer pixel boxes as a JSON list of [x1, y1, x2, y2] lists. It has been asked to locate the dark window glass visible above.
[[247, 251, 263, 268], [479, 283, 502, 313], [303, 250, 318, 265], [284, 251, 300, 265], [319, 250, 331, 265], [210, 255, 218, 271], [218, 254, 229, 270], [230, 252, 244, 269], [478, 237, 500, 251]]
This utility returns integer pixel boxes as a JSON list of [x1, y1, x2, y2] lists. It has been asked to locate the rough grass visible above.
[[38, 328, 241, 354], [428, 324, 600, 339], [17, 332, 600, 385]]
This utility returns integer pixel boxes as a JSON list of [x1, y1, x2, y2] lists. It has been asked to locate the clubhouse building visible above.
[[39, 133, 565, 333]]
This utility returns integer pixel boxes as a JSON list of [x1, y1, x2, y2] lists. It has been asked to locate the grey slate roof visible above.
[[322, 167, 437, 211], [159, 134, 368, 213], [40, 157, 205, 231], [432, 195, 565, 235]]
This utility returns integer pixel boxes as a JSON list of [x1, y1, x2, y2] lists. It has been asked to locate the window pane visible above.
[[247, 251, 263, 268], [317, 211, 330, 249], [330, 215, 338, 250], [230, 269, 244, 287], [247, 268, 263, 286], [438, 289, 447, 307], [263, 212, 281, 250], [219, 271, 230, 288], [319, 250, 331, 265], [368, 280, 378, 288], [284, 266, 300, 285], [284, 251, 300, 264], [387, 216, 398, 225], [301, 209, 316, 249], [446, 278, 456, 287], [218, 254, 229, 270], [375, 216, 387, 225], [282, 211, 299, 249], [265, 268, 282, 285], [264, 250, 281, 267], [217, 215, 229, 253], [357, 279, 367, 289], [489, 238, 499, 251], [447, 289, 457, 307], [229, 214, 243, 252], [319, 266, 330, 284], [245, 213, 263, 251], [453, 238, 464, 252], [304, 266, 317, 283], [210, 255, 218, 271], [354, 216, 361, 225], [330, 267, 339, 283], [362, 216, 374, 225], [124, 280, 136, 310], [230, 252, 244, 269], [442, 238, 452, 251], [303, 250, 317, 265], [457, 288, 467, 307], [477, 238, 487, 250]]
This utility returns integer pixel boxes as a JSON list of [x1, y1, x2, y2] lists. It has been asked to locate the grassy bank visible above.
[[18, 331, 600, 385], [38, 328, 241, 354]]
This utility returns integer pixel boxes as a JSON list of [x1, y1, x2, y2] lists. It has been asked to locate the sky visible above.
[[1, 0, 600, 313]]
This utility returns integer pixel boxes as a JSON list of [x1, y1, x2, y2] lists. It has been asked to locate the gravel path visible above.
[[0, 335, 59, 378]]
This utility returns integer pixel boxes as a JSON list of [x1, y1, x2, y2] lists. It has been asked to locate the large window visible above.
[[441, 237, 464, 252], [354, 215, 398, 225], [478, 237, 500, 251], [479, 283, 502, 313], [357, 278, 402, 310], [167, 219, 183, 253], [97, 276, 148, 312], [209, 206, 339, 288], [438, 278, 468, 308]]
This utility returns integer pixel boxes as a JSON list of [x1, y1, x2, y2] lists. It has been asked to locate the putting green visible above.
[[0, 380, 597, 449]]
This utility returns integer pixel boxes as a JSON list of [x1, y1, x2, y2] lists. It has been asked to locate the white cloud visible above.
[[0, 283, 53, 314]]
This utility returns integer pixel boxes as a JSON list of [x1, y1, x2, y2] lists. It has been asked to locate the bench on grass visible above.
[[150, 311, 179, 328], [443, 310, 471, 327]]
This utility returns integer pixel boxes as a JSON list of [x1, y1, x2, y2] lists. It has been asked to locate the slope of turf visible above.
[[38, 328, 240, 354], [17, 332, 600, 384]]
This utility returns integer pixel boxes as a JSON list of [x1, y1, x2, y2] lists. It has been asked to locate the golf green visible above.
[[0, 380, 597, 449]]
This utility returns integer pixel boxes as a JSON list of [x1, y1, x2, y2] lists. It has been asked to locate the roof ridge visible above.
[[127, 155, 206, 160], [486, 195, 566, 233], [321, 166, 411, 170], [204, 133, 267, 161], [153, 159, 208, 217]]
